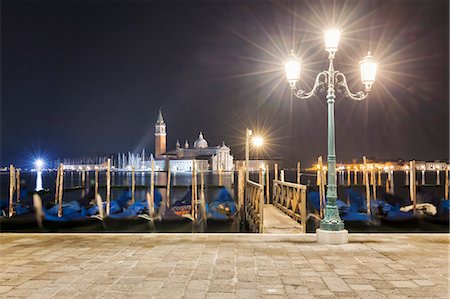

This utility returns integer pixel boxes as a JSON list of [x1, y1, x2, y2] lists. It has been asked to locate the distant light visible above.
[[252, 136, 264, 147], [35, 159, 44, 170]]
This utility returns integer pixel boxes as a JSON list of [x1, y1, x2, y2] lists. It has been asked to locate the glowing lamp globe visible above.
[[252, 136, 264, 147], [285, 50, 301, 89], [324, 29, 341, 52], [359, 52, 377, 91]]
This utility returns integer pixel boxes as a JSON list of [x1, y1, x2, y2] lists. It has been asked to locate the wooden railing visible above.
[[272, 180, 307, 233], [245, 180, 264, 233]]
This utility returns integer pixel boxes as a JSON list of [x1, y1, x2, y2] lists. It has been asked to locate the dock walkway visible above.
[[263, 204, 303, 234]]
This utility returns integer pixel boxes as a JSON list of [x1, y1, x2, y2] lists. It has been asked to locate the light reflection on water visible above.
[[35, 171, 43, 191]]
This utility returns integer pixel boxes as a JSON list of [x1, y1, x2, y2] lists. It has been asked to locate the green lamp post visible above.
[[284, 29, 378, 243]]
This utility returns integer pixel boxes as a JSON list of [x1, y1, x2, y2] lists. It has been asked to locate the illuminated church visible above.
[[154, 110, 234, 172]]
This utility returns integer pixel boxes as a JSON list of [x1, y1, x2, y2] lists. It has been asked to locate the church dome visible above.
[[194, 132, 208, 149]]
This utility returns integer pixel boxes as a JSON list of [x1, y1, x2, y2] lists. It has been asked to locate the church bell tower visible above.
[[155, 109, 166, 157]]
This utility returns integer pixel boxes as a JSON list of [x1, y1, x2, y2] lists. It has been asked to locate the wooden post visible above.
[[218, 168, 222, 186], [166, 162, 171, 208], [280, 170, 285, 182], [200, 166, 207, 226], [371, 168, 376, 201], [347, 168, 351, 186], [16, 169, 21, 203], [259, 167, 263, 185], [58, 164, 64, 217], [436, 170, 440, 185], [405, 168, 409, 186], [317, 156, 324, 218], [9, 165, 15, 217], [148, 160, 155, 218], [106, 159, 111, 216], [421, 169, 426, 185], [54, 166, 61, 204], [363, 157, 370, 214], [301, 188, 306, 233], [191, 160, 197, 221], [274, 163, 278, 181], [81, 170, 86, 189], [445, 167, 449, 200], [410, 160, 416, 213], [265, 163, 270, 205], [390, 169, 395, 193], [377, 169, 381, 186], [94, 167, 99, 197], [354, 168, 358, 185], [238, 168, 245, 212], [297, 162, 301, 184], [131, 166, 135, 203]]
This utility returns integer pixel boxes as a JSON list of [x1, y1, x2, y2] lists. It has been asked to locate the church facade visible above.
[[154, 110, 234, 172]]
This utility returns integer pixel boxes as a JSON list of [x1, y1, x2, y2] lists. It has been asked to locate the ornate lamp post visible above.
[[284, 29, 377, 244]]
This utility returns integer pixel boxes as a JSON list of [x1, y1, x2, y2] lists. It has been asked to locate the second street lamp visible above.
[[285, 29, 377, 244]]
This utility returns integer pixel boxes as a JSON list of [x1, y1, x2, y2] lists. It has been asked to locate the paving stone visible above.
[[0, 233, 446, 298]]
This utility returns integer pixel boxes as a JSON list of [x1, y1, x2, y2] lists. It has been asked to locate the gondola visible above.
[[102, 189, 163, 232], [201, 187, 239, 233], [32, 193, 105, 232]]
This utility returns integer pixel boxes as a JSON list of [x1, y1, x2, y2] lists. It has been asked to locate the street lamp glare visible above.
[[324, 29, 341, 53], [252, 136, 264, 147], [35, 159, 44, 169], [359, 52, 378, 91], [285, 50, 301, 89]]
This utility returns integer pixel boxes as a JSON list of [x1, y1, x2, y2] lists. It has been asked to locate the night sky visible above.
[[1, 0, 448, 168]]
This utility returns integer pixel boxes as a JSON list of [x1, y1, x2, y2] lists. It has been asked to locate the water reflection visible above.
[[35, 171, 43, 191]]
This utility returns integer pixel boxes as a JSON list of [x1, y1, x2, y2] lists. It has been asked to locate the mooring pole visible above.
[[106, 159, 111, 216], [9, 165, 15, 217], [131, 166, 135, 203]]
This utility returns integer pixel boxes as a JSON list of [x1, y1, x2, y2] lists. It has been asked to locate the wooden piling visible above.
[[371, 168, 376, 201], [445, 167, 449, 200], [191, 160, 197, 221], [16, 169, 21, 203], [259, 167, 263, 185], [421, 169, 426, 185], [55, 166, 61, 204], [354, 168, 358, 185], [265, 163, 270, 205], [347, 168, 351, 186], [218, 168, 222, 186], [274, 163, 278, 181], [94, 167, 99, 198], [318, 157, 324, 218], [148, 160, 155, 218], [297, 162, 301, 184], [436, 170, 440, 185], [58, 164, 64, 217], [377, 169, 381, 186], [405, 168, 409, 186], [9, 165, 15, 217], [106, 159, 111, 216], [81, 170, 86, 189], [166, 162, 171, 208], [131, 166, 135, 203], [200, 166, 207, 226], [280, 170, 285, 182], [410, 160, 416, 213], [363, 157, 371, 214], [238, 168, 245, 211]]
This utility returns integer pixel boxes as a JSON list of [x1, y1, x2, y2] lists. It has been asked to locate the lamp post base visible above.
[[316, 228, 348, 244]]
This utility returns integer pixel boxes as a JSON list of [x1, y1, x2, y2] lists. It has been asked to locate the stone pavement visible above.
[[0, 233, 448, 298]]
